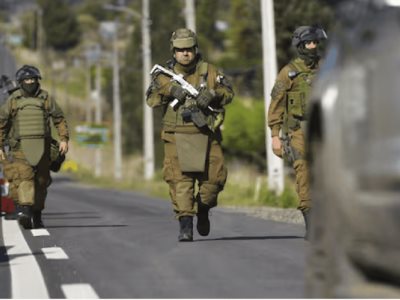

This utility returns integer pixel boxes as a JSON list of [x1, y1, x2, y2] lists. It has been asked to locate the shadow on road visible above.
[[0, 246, 11, 263], [195, 235, 303, 242], [44, 224, 127, 229]]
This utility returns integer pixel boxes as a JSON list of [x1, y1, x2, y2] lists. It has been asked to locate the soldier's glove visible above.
[[169, 83, 187, 103], [196, 89, 215, 110], [0, 149, 5, 160]]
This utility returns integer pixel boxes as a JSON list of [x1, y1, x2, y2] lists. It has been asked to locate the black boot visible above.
[[18, 205, 32, 229], [301, 209, 311, 240], [178, 216, 193, 242], [4, 212, 17, 220], [32, 211, 44, 228], [196, 203, 210, 236]]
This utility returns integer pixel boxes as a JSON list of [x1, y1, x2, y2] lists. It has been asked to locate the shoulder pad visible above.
[[38, 90, 49, 100], [288, 70, 299, 80]]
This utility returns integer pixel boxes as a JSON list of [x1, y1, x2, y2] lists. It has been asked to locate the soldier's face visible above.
[[23, 78, 36, 84], [305, 40, 318, 49], [174, 47, 196, 65]]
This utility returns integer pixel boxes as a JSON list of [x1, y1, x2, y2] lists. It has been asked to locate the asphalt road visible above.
[[0, 176, 306, 298]]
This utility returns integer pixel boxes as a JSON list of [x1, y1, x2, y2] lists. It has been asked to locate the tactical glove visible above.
[[196, 89, 215, 110], [169, 83, 187, 103]]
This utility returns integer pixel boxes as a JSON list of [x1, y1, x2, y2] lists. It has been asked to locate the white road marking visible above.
[[1, 219, 50, 298], [41, 247, 69, 259], [31, 228, 50, 236], [61, 283, 99, 299]]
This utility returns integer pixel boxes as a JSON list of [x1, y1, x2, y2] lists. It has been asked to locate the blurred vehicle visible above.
[[305, 0, 400, 297], [0, 163, 15, 216]]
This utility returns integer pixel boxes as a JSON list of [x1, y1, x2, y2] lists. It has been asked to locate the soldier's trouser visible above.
[[162, 133, 228, 219], [2, 150, 51, 212], [289, 128, 310, 211]]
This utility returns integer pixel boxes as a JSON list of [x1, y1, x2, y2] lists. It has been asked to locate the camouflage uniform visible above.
[[146, 28, 233, 241], [268, 57, 319, 211], [0, 88, 69, 221], [147, 61, 233, 217], [268, 25, 327, 240]]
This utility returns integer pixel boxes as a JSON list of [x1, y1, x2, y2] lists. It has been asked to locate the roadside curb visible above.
[[216, 205, 304, 225]]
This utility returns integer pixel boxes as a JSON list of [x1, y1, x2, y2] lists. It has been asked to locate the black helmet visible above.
[[15, 65, 42, 82], [292, 26, 328, 47]]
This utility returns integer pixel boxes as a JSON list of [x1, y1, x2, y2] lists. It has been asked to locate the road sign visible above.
[[75, 124, 109, 147]]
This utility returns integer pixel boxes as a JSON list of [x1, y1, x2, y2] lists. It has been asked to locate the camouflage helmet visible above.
[[170, 28, 198, 52], [292, 25, 328, 47], [15, 65, 42, 82]]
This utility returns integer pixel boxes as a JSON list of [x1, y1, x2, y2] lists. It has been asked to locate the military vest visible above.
[[284, 58, 317, 132], [10, 92, 51, 140], [162, 62, 219, 132]]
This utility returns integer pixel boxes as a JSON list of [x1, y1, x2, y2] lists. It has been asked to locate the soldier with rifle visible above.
[[146, 28, 234, 242], [268, 25, 327, 239]]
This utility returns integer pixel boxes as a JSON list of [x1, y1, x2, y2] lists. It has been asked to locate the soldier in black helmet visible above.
[[0, 65, 69, 229], [268, 26, 327, 239], [146, 28, 234, 242]]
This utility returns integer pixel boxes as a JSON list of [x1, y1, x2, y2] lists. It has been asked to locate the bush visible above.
[[222, 97, 266, 164]]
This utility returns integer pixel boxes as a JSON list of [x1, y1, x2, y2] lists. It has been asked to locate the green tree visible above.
[[196, 0, 222, 59], [38, 0, 81, 52], [120, 0, 184, 162]]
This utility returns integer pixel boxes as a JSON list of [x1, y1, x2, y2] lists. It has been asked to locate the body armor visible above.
[[10, 93, 51, 166], [284, 58, 317, 133]]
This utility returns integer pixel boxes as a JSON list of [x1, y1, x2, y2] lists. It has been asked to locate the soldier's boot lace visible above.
[[196, 203, 210, 236], [301, 209, 311, 240], [18, 205, 32, 229], [178, 216, 193, 242], [32, 211, 44, 229]]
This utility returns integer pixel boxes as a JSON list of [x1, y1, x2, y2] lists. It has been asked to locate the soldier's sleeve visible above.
[[208, 65, 234, 107], [49, 98, 69, 142], [268, 65, 291, 137], [0, 98, 12, 148], [146, 73, 174, 108]]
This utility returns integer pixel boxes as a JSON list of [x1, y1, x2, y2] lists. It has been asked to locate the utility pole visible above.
[[260, 0, 284, 194], [103, 2, 154, 180], [142, 0, 154, 180], [85, 65, 93, 124], [112, 23, 123, 180], [185, 0, 196, 32], [94, 63, 103, 177]]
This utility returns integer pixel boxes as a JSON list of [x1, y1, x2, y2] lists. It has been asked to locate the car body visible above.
[[305, 2, 400, 298]]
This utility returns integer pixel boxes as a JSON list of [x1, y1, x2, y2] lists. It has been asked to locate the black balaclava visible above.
[[21, 79, 40, 96], [297, 42, 320, 68]]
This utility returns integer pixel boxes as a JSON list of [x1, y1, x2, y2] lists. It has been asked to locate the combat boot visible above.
[[18, 205, 32, 229], [4, 212, 17, 220], [178, 216, 193, 242], [301, 209, 311, 240], [196, 203, 210, 236], [32, 211, 44, 228]]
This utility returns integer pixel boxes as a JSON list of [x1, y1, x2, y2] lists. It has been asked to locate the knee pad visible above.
[[18, 181, 35, 206]]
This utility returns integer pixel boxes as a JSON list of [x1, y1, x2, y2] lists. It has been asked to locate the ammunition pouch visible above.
[[287, 91, 305, 119], [287, 116, 301, 131], [50, 139, 65, 172], [181, 106, 208, 128]]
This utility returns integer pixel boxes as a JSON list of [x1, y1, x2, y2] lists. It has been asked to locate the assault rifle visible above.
[[0, 75, 18, 95], [281, 135, 296, 164], [150, 64, 217, 129], [150, 64, 214, 111]]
